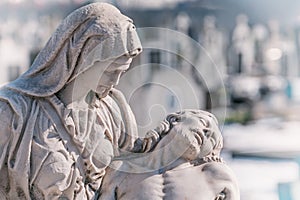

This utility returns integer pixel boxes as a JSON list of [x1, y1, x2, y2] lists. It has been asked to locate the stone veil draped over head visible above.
[[5, 2, 142, 96], [0, 2, 142, 199]]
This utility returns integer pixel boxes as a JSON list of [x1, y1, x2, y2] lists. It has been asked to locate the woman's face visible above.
[[72, 19, 141, 99], [96, 55, 133, 98]]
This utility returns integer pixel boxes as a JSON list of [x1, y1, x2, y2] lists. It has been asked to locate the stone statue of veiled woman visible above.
[[0, 3, 155, 199]]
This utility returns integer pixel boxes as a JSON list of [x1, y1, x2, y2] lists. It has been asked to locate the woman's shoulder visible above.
[[0, 87, 35, 116], [0, 93, 15, 133], [0, 100, 13, 120]]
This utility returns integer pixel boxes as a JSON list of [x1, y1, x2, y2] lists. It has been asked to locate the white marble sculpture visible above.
[[0, 3, 145, 199], [99, 110, 240, 200], [0, 3, 239, 200]]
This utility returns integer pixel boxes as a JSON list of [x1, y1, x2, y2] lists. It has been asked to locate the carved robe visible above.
[[0, 2, 142, 199], [0, 88, 136, 199]]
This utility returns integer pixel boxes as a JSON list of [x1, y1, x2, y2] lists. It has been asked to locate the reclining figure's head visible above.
[[154, 109, 223, 161]]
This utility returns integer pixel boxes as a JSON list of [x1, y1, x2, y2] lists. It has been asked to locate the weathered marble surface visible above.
[[0, 3, 143, 199], [100, 110, 240, 200], [0, 2, 239, 200]]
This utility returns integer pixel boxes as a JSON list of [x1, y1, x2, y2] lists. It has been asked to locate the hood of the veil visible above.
[[5, 2, 142, 97]]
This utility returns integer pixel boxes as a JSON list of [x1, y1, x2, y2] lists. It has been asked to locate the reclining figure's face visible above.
[[156, 110, 223, 161]]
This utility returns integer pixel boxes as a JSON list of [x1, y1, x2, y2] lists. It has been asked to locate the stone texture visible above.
[[0, 3, 142, 199], [100, 110, 240, 200], [0, 2, 239, 200]]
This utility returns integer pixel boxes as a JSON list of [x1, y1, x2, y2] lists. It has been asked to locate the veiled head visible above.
[[6, 3, 142, 97]]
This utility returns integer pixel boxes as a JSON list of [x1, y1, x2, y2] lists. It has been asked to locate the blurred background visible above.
[[1, 0, 300, 199]]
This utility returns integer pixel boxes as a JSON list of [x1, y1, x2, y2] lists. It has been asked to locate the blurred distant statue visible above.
[[99, 110, 240, 200], [231, 14, 254, 74], [263, 20, 297, 76], [252, 24, 268, 72], [195, 15, 226, 110], [263, 20, 285, 75], [175, 12, 194, 67], [198, 15, 226, 85], [175, 12, 191, 35]]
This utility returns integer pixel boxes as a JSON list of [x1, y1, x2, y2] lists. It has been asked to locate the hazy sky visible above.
[[0, 0, 191, 7], [116, 0, 192, 9]]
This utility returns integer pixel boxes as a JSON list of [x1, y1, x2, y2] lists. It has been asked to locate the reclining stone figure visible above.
[[99, 110, 240, 200]]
